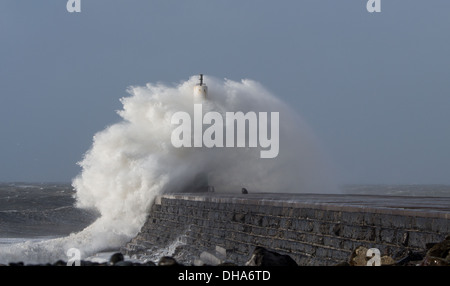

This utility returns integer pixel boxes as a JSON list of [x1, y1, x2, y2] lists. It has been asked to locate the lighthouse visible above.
[[194, 74, 208, 100], [188, 74, 211, 192]]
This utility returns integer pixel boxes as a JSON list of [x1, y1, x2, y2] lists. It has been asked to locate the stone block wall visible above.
[[124, 194, 450, 265]]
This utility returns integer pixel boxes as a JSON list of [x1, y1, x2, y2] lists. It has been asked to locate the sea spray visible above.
[[0, 75, 336, 264]]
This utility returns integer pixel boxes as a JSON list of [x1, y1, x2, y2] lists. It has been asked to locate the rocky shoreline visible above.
[[341, 235, 450, 266], [1, 236, 448, 267]]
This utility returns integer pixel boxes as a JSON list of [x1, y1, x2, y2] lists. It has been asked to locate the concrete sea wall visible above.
[[124, 193, 450, 266]]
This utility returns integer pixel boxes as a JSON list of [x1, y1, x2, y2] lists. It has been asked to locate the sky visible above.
[[0, 0, 449, 185]]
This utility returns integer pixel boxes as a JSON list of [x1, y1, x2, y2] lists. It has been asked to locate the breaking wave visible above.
[[0, 75, 335, 264]]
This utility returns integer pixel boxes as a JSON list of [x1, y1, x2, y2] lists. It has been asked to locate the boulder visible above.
[[8, 262, 24, 266], [381, 255, 395, 266], [349, 246, 369, 266], [334, 261, 350, 266], [421, 256, 449, 266], [217, 262, 238, 266], [394, 250, 425, 266], [426, 236, 450, 259], [421, 236, 450, 266], [158, 256, 181, 266], [114, 261, 134, 266], [53, 260, 67, 266], [80, 260, 98, 266], [109, 252, 125, 265], [245, 247, 298, 266], [349, 246, 395, 266], [143, 260, 156, 266]]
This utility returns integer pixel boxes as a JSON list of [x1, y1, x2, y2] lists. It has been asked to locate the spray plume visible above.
[[0, 75, 336, 263]]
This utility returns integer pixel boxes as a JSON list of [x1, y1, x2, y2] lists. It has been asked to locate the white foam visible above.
[[0, 75, 336, 264], [0, 237, 57, 245]]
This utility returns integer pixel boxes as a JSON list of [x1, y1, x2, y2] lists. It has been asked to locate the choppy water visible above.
[[0, 183, 98, 239], [1, 182, 449, 241], [341, 184, 450, 197], [0, 182, 449, 264]]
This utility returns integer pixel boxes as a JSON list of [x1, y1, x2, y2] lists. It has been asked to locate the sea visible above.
[[0, 183, 97, 245], [0, 182, 449, 264]]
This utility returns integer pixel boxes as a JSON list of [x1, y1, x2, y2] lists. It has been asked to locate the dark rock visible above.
[[242, 188, 248, 194], [158, 256, 181, 266], [97, 262, 109, 266], [143, 261, 156, 266], [426, 243, 437, 250], [380, 255, 396, 266], [421, 236, 450, 266], [80, 260, 96, 266], [426, 237, 450, 259], [394, 250, 425, 266], [217, 262, 238, 266], [348, 246, 369, 266], [8, 262, 24, 266], [53, 260, 67, 266], [131, 262, 144, 266], [334, 261, 350, 266], [421, 256, 449, 266], [114, 261, 134, 266], [349, 246, 395, 266], [245, 247, 298, 266], [109, 252, 125, 265]]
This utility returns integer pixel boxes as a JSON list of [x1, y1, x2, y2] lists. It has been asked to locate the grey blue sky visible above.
[[1, 1, 449, 184]]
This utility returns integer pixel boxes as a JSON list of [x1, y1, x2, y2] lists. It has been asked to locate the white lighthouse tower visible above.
[[194, 74, 207, 101]]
